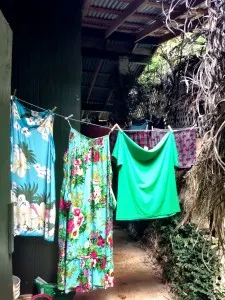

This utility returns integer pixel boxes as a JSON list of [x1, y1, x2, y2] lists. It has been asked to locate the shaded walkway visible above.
[[76, 229, 171, 300]]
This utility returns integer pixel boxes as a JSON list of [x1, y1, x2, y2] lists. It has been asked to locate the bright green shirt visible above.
[[112, 131, 180, 220]]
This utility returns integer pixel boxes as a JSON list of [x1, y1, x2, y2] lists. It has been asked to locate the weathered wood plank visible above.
[[0, 9, 13, 300]]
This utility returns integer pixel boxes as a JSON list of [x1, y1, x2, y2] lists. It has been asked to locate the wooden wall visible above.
[[1, 0, 83, 293], [0, 10, 13, 300]]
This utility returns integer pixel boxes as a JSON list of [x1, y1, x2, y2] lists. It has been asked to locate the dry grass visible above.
[[165, 0, 225, 247]]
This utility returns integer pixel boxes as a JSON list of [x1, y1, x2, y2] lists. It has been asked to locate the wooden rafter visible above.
[[82, 47, 151, 64], [144, 1, 172, 9], [86, 60, 103, 103], [82, 103, 113, 112], [135, 0, 205, 42], [158, 17, 202, 44], [83, 0, 93, 17], [83, 17, 148, 29], [88, 6, 158, 20], [105, 0, 147, 38]]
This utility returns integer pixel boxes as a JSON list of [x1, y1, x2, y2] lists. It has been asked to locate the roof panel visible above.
[[100, 60, 116, 73], [91, 88, 109, 99], [87, 10, 118, 20], [82, 57, 99, 71], [137, 5, 165, 15], [126, 16, 150, 25], [92, 0, 129, 11], [95, 74, 111, 86], [82, 72, 93, 85]]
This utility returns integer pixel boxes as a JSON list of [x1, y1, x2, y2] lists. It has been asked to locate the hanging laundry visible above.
[[58, 128, 116, 293], [10, 99, 56, 241], [81, 123, 110, 138], [151, 129, 196, 168], [110, 128, 196, 169], [112, 131, 180, 220], [130, 119, 148, 130]]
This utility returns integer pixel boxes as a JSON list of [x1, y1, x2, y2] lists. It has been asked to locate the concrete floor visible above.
[[75, 229, 171, 300]]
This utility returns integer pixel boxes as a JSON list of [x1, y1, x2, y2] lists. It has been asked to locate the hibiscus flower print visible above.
[[71, 227, 79, 239], [14, 121, 21, 131], [97, 236, 105, 248], [67, 219, 75, 233], [97, 138, 103, 147], [26, 117, 36, 126], [93, 150, 100, 163], [11, 146, 30, 178], [42, 132, 49, 141], [31, 110, 39, 117], [74, 208, 81, 216], [34, 163, 47, 179], [12, 103, 20, 119], [21, 127, 31, 138]]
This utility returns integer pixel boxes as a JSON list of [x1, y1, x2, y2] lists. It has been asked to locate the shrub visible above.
[[143, 215, 224, 300]]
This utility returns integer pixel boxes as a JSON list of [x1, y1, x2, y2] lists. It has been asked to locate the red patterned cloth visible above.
[[110, 129, 196, 169]]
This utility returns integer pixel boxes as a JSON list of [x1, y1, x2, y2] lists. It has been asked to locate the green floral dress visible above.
[[57, 128, 116, 293]]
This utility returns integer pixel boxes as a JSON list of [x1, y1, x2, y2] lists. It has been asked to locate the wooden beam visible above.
[[83, 17, 151, 29], [82, 85, 110, 90], [105, 0, 147, 38], [104, 89, 115, 107], [158, 17, 202, 44], [82, 22, 150, 34], [88, 6, 158, 20], [86, 60, 103, 103], [82, 47, 152, 64], [83, 0, 92, 17], [144, 1, 171, 9], [135, 0, 205, 42], [82, 103, 113, 112], [82, 23, 108, 30]]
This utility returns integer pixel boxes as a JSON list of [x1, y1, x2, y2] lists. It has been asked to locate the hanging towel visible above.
[[130, 119, 148, 130], [151, 129, 196, 168], [58, 128, 116, 293], [112, 131, 180, 221], [10, 99, 56, 241], [81, 123, 110, 138], [110, 128, 196, 169]]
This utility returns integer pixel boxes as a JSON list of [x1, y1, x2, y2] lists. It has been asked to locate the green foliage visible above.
[[139, 34, 206, 85], [19, 141, 37, 164], [14, 183, 38, 203], [145, 215, 224, 300]]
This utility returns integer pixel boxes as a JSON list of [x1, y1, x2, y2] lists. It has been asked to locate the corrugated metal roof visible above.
[[82, 72, 93, 85], [100, 60, 116, 73], [137, 5, 165, 15], [95, 74, 112, 86], [87, 11, 118, 20], [82, 58, 99, 71], [91, 88, 109, 99], [92, 0, 128, 11], [126, 16, 150, 25], [135, 43, 154, 49]]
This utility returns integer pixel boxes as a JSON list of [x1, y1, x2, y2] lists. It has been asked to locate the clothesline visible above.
[[12, 96, 197, 133]]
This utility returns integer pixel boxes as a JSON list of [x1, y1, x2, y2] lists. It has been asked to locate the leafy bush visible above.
[[143, 215, 224, 300]]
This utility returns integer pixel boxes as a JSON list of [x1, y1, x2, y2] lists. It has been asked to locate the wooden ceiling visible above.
[[81, 0, 205, 117]]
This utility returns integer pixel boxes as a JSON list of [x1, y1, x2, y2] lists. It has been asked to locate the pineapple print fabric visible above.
[[57, 128, 116, 293], [10, 99, 56, 242]]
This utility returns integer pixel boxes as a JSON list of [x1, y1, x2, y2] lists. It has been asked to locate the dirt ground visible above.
[[75, 229, 171, 300]]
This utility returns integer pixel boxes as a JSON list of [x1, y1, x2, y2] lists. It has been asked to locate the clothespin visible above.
[[10, 89, 17, 100], [145, 120, 148, 132], [168, 125, 173, 132], [65, 114, 73, 128], [151, 126, 154, 131], [51, 106, 57, 113], [110, 123, 122, 133]]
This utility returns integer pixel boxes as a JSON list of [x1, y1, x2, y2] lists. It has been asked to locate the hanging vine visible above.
[[165, 0, 225, 246]]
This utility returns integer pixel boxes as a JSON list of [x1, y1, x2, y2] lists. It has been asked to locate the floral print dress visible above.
[[10, 99, 56, 241], [58, 128, 116, 293]]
